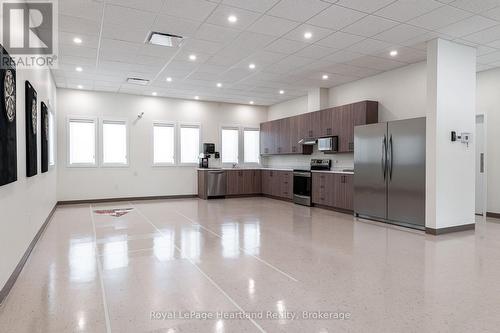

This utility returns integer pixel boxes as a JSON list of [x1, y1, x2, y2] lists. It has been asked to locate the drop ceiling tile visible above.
[[462, 24, 500, 44], [321, 50, 366, 63], [294, 44, 338, 59], [182, 39, 224, 55], [237, 51, 286, 68], [195, 23, 240, 43], [60, 0, 103, 22], [345, 55, 407, 71], [221, 0, 280, 13], [477, 50, 500, 64], [59, 31, 99, 48], [162, 0, 218, 22], [60, 45, 98, 59], [188, 71, 221, 81], [373, 24, 428, 44], [206, 5, 261, 30], [106, 0, 165, 12], [267, 0, 331, 22], [335, 0, 398, 13], [375, 46, 427, 63], [134, 55, 166, 66], [283, 24, 335, 43], [174, 50, 211, 63], [227, 31, 276, 50], [477, 63, 495, 71], [98, 60, 134, 72], [247, 15, 300, 37], [59, 55, 97, 66], [486, 39, 500, 49], [59, 15, 101, 35], [105, 5, 156, 31], [408, 5, 472, 30], [482, 6, 500, 20], [346, 38, 395, 54], [342, 15, 399, 37], [316, 31, 366, 49], [219, 68, 254, 81], [438, 15, 498, 38], [137, 44, 178, 58], [152, 15, 201, 39], [193, 64, 228, 74], [306, 5, 366, 30], [101, 22, 150, 44], [448, 0, 500, 13], [374, 0, 444, 22], [264, 38, 309, 54]]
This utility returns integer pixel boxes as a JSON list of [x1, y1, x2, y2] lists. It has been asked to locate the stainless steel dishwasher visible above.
[[207, 170, 226, 197]]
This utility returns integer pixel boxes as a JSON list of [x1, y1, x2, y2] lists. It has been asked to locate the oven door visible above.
[[293, 172, 312, 206]]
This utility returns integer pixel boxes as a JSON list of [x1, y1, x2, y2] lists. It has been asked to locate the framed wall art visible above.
[[25, 81, 37, 177], [41, 101, 48, 173], [0, 45, 17, 186]]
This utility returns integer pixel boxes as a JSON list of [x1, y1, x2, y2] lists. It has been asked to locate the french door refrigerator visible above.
[[354, 117, 426, 230]]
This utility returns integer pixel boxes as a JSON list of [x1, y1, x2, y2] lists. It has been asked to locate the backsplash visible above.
[[261, 146, 354, 169]]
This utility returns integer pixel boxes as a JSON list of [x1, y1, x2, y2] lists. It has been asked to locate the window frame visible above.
[[178, 122, 202, 166], [152, 120, 177, 167], [220, 125, 240, 166], [99, 117, 130, 168], [243, 127, 261, 166], [66, 116, 98, 168]]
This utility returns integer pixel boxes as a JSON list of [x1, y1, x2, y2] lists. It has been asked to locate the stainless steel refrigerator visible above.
[[354, 117, 426, 230]]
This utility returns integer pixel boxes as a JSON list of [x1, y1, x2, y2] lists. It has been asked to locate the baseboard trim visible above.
[[486, 212, 500, 219], [57, 194, 197, 205], [0, 203, 57, 306], [313, 204, 354, 215], [425, 223, 475, 235], [261, 194, 293, 202]]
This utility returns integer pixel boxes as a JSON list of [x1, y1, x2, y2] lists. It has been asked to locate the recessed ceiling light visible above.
[[75, 66, 83, 72], [73, 37, 82, 44], [279, 90, 285, 94], [322, 74, 329, 80], [249, 63, 256, 69], [152, 92, 157, 96], [189, 54, 197, 61], [77, 85, 83, 89], [216, 83, 222, 88], [194, 96, 199, 100], [228, 15, 238, 23], [147, 31, 184, 48], [166, 77, 172, 82], [249, 101, 254, 105], [304, 32, 313, 39], [390, 50, 398, 57]]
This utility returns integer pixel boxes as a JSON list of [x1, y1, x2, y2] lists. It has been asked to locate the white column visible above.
[[426, 39, 476, 231]]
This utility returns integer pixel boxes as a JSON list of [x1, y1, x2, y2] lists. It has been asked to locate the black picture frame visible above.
[[25, 81, 37, 177], [0, 45, 17, 187], [41, 101, 48, 173]]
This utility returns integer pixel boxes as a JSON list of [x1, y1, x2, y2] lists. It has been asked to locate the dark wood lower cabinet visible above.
[[261, 170, 292, 200], [226, 170, 262, 195], [312, 173, 353, 211]]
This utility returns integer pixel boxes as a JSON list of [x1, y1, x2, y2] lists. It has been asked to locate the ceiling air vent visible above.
[[127, 78, 150, 86], [146, 31, 184, 47]]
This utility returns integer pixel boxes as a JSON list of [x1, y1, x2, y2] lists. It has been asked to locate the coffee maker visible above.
[[199, 143, 217, 168]]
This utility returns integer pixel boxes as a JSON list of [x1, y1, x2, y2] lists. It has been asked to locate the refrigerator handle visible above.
[[389, 135, 393, 180], [382, 136, 387, 180]]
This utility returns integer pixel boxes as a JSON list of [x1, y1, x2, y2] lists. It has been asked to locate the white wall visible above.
[[268, 95, 308, 120], [56, 89, 267, 201], [0, 67, 57, 291]]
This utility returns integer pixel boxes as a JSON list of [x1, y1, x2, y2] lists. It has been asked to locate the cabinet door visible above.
[[289, 116, 301, 154], [343, 175, 354, 211], [260, 122, 271, 155], [226, 170, 239, 195], [333, 174, 354, 210], [338, 105, 354, 152], [312, 173, 323, 204], [240, 170, 252, 194], [270, 171, 281, 197], [270, 120, 280, 154], [312, 173, 334, 206], [252, 170, 262, 194], [278, 118, 291, 154], [320, 108, 334, 137], [261, 170, 271, 195]]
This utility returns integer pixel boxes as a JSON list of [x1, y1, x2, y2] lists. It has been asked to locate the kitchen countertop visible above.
[[198, 167, 353, 174]]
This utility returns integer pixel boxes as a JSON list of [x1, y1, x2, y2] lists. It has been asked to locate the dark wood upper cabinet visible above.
[[260, 100, 378, 155]]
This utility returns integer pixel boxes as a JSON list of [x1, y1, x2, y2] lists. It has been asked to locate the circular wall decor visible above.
[[31, 99, 37, 134], [4, 69, 16, 122]]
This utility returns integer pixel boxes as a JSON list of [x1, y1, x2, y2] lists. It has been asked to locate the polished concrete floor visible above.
[[1, 197, 499, 332]]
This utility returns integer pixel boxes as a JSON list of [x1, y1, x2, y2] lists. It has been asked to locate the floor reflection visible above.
[[244, 222, 260, 256], [181, 227, 201, 260], [68, 239, 95, 281], [154, 230, 175, 261], [221, 223, 239, 258], [102, 238, 129, 270]]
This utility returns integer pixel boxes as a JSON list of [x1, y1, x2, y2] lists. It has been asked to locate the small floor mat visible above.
[[94, 208, 134, 217]]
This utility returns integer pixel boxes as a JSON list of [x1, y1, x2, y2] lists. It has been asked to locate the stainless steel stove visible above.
[[293, 159, 331, 206]]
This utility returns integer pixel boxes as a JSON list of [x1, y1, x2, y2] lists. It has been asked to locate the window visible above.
[[68, 117, 96, 166], [49, 111, 55, 166], [180, 124, 200, 164], [153, 122, 175, 165], [221, 127, 239, 164], [102, 120, 128, 166], [244, 129, 260, 164]]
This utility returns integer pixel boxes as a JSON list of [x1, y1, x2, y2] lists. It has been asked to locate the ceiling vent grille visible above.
[[127, 78, 150, 85], [146, 32, 184, 47]]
